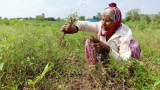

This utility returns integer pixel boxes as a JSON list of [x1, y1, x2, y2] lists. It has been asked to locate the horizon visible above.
[[0, 0, 160, 19]]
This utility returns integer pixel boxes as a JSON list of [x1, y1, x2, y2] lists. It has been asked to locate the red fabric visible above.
[[101, 3, 121, 36], [109, 3, 117, 7]]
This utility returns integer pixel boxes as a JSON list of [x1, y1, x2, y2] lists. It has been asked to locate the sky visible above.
[[0, 0, 160, 19]]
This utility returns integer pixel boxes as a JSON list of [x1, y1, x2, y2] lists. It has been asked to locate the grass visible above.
[[0, 19, 160, 90]]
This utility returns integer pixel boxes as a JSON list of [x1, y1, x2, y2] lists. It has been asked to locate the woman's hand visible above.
[[92, 41, 108, 52], [61, 23, 77, 34]]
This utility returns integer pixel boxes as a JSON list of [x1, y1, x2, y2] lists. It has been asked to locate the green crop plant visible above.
[[0, 13, 160, 89], [28, 63, 53, 89]]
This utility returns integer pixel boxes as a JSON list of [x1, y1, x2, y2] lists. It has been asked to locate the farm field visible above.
[[0, 19, 160, 90]]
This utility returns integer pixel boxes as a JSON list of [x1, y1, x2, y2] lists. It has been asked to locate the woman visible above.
[[61, 3, 141, 65]]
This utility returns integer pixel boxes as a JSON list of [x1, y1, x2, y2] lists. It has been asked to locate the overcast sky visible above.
[[0, 0, 160, 19]]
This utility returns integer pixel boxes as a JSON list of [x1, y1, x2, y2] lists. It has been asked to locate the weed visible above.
[[59, 3, 87, 45], [0, 19, 160, 90], [59, 11, 78, 45], [28, 63, 53, 89]]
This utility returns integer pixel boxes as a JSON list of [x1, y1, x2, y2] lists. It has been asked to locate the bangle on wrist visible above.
[[108, 48, 112, 55], [75, 26, 79, 33], [105, 46, 111, 54]]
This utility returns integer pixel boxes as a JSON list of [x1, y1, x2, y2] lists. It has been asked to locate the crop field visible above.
[[0, 19, 160, 90]]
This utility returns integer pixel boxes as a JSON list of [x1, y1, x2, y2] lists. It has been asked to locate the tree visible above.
[[142, 15, 151, 23], [24, 17, 29, 20], [56, 17, 61, 21], [122, 19, 126, 23], [97, 12, 102, 21], [153, 12, 160, 23], [4, 17, 8, 20], [29, 17, 34, 20], [46, 17, 55, 21], [16, 17, 21, 20], [93, 16, 97, 19], [125, 16, 131, 22], [125, 9, 141, 22], [36, 16, 45, 21], [0, 17, 1, 19], [79, 16, 85, 21]]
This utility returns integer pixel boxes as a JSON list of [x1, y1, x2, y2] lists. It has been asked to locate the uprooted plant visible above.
[[59, 3, 87, 45], [59, 11, 78, 45]]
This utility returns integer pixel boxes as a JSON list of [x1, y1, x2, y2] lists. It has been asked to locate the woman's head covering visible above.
[[101, 3, 122, 36]]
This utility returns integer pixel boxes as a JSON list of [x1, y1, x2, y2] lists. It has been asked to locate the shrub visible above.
[[142, 15, 151, 24], [36, 16, 45, 21]]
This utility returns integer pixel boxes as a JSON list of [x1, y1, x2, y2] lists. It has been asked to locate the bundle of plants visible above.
[[59, 11, 78, 45], [90, 35, 110, 67], [59, 3, 87, 46]]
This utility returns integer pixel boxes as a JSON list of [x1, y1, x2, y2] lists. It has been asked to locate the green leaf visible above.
[[58, 85, 62, 89], [154, 80, 160, 87], [33, 42, 43, 46], [28, 79, 36, 85], [7, 35, 15, 41], [2, 41, 7, 44], [0, 63, 4, 71], [156, 57, 160, 60], [44, 63, 50, 71], [157, 62, 160, 64], [28, 63, 52, 86]]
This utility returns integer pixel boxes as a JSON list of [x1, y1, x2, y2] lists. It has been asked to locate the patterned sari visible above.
[[85, 39, 141, 64]]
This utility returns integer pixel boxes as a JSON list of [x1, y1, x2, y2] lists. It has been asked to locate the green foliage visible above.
[[4, 17, 8, 20], [0, 35, 14, 71], [153, 12, 160, 23], [125, 16, 131, 22], [97, 12, 102, 21], [93, 16, 98, 19], [79, 16, 85, 21], [107, 57, 159, 90], [36, 16, 45, 21], [92, 14, 102, 21], [28, 63, 52, 87], [135, 20, 147, 30], [23, 17, 29, 20], [56, 17, 61, 21], [121, 19, 126, 23], [142, 15, 151, 23], [46, 17, 55, 21], [150, 21, 160, 30], [0, 19, 10, 25], [0, 20, 160, 89], [64, 11, 78, 25], [0, 63, 4, 71], [126, 9, 141, 22], [29, 17, 34, 20], [125, 20, 147, 30]]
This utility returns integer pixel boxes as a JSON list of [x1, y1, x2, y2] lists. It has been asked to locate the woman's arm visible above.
[[61, 21, 101, 34], [75, 21, 100, 33]]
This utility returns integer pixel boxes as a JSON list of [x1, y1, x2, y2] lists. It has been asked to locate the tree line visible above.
[[77, 9, 160, 24], [0, 16, 61, 21], [0, 9, 160, 23], [123, 9, 160, 23]]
